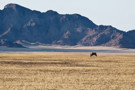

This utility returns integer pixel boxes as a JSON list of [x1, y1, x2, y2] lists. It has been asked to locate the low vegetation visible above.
[[0, 53, 135, 90]]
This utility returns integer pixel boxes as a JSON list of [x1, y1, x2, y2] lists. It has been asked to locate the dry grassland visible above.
[[0, 53, 135, 90]]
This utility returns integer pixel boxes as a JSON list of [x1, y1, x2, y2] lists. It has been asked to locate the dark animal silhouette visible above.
[[90, 52, 97, 57]]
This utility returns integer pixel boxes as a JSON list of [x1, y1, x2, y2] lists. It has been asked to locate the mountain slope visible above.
[[0, 3, 135, 48], [0, 39, 24, 48]]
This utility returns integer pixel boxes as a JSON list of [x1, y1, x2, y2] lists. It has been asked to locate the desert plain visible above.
[[0, 46, 135, 90]]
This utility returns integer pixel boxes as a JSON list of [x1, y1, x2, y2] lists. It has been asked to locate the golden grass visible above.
[[0, 53, 135, 90]]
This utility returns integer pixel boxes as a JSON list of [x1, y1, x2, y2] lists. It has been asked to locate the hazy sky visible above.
[[0, 0, 135, 31]]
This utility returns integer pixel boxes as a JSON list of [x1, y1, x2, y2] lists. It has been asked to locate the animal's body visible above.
[[90, 52, 97, 57]]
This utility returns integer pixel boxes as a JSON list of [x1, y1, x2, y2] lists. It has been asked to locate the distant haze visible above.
[[1, 0, 135, 31]]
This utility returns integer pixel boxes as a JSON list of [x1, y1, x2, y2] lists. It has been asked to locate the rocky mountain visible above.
[[0, 3, 135, 48]]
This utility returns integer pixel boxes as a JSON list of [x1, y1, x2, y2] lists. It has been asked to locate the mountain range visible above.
[[0, 3, 135, 48]]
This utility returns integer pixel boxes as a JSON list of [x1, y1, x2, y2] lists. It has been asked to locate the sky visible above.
[[0, 0, 135, 31]]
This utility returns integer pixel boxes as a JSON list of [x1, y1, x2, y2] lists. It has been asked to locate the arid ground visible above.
[[0, 53, 135, 90]]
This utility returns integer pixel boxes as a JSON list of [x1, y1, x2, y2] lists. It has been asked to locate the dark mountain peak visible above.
[[45, 10, 59, 15], [127, 29, 135, 33], [4, 3, 17, 9], [4, 3, 31, 12], [3, 3, 24, 11], [99, 25, 120, 31], [127, 30, 135, 37]]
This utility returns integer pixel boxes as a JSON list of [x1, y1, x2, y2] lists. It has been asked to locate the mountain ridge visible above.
[[0, 3, 135, 48]]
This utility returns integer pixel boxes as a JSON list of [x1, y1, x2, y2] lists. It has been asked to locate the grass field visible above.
[[0, 53, 135, 90]]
